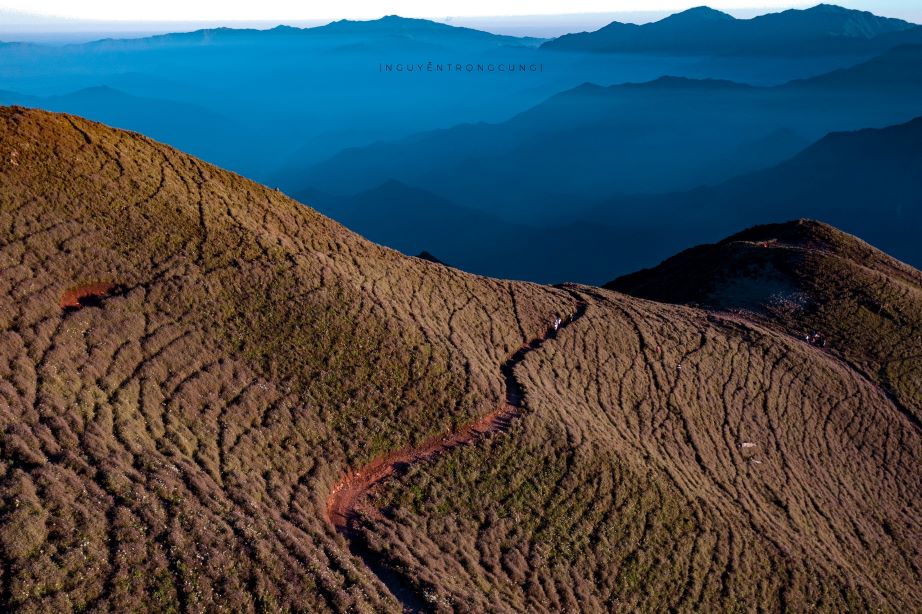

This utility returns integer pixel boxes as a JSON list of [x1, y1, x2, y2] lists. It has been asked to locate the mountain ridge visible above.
[[587, 114, 922, 271], [606, 219, 922, 426], [290, 43, 922, 227], [542, 4, 922, 55], [74, 15, 544, 50]]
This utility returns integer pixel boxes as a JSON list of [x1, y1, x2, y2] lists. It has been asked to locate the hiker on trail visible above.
[[553, 316, 562, 331]]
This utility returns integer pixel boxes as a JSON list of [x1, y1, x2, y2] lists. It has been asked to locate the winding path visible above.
[[326, 289, 589, 612]]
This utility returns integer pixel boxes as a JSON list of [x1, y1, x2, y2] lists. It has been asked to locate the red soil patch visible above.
[[60, 282, 118, 311]]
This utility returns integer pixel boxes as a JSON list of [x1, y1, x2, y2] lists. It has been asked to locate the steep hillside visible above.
[[0, 109, 919, 613], [608, 220, 922, 424], [358, 224, 921, 613], [0, 107, 571, 612]]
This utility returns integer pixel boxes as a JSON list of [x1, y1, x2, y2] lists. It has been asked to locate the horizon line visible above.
[[1, 3, 920, 43], [3, 2, 920, 26]]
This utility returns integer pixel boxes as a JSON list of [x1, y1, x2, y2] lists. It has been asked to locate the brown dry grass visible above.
[[608, 220, 922, 423], [0, 106, 570, 612], [0, 108, 919, 613], [364, 281, 921, 612]]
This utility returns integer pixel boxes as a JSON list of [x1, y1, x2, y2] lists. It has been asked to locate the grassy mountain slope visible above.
[[0, 106, 571, 612], [607, 220, 922, 424], [359, 224, 921, 612], [0, 109, 919, 612]]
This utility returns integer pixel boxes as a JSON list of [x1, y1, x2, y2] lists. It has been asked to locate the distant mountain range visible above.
[[0, 14, 659, 181], [787, 41, 922, 89], [288, 44, 922, 224], [298, 181, 533, 276], [298, 112, 922, 283], [82, 15, 544, 52], [2, 4, 919, 286], [542, 4, 922, 55], [4, 5, 912, 184], [0, 86, 250, 171], [589, 114, 922, 270]]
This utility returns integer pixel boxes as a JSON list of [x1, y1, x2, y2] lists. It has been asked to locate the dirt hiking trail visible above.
[[326, 289, 589, 612]]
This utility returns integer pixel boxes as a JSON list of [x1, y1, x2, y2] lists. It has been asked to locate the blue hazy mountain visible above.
[[1, 9, 905, 184], [3, 6, 919, 285], [586, 115, 922, 273], [296, 181, 537, 277], [299, 115, 921, 283], [289, 44, 922, 223], [542, 4, 922, 55], [295, 180, 639, 283], [83, 16, 544, 51], [0, 86, 251, 171], [0, 16, 560, 180], [787, 42, 922, 89]]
